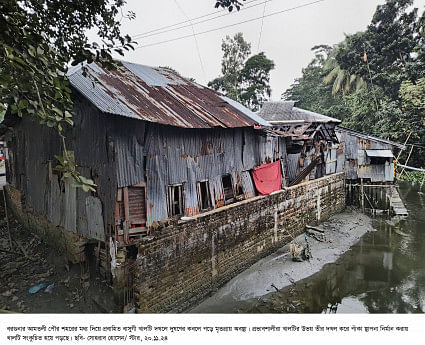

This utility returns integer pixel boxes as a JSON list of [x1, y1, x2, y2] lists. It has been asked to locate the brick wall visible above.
[[133, 172, 345, 312]]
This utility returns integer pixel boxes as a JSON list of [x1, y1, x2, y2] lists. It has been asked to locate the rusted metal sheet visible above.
[[62, 178, 77, 233], [68, 62, 270, 129], [240, 171, 256, 198], [116, 135, 145, 188], [358, 149, 367, 166], [385, 163, 395, 182], [336, 142, 345, 173], [259, 101, 341, 123], [86, 196, 106, 241], [325, 148, 337, 175], [336, 127, 405, 150], [286, 153, 300, 183], [365, 149, 393, 158], [346, 159, 358, 180], [370, 165, 386, 182]]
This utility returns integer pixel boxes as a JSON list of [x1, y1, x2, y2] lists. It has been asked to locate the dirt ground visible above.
[[0, 198, 119, 314]]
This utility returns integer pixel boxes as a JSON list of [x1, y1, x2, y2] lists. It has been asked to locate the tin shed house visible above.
[[2, 63, 348, 312], [258, 101, 341, 186]]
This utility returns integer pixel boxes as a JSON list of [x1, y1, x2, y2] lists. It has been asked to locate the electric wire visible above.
[[173, 0, 207, 83], [134, 0, 325, 49], [257, 1, 268, 51], [131, 0, 265, 40], [132, 0, 273, 41]]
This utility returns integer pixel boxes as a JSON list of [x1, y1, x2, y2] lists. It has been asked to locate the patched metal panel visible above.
[[240, 171, 255, 198], [326, 148, 337, 175], [116, 135, 145, 188], [336, 142, 345, 173], [385, 163, 395, 182], [358, 165, 372, 179], [62, 178, 77, 233], [340, 131, 358, 160], [369, 141, 392, 150], [68, 62, 270, 129], [210, 175, 225, 208], [365, 149, 393, 158], [85, 196, 106, 241], [146, 155, 168, 225], [287, 153, 300, 183], [47, 177, 62, 227], [358, 149, 368, 166], [76, 188, 88, 237], [370, 165, 386, 182]]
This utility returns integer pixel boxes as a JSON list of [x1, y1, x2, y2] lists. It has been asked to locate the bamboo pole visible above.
[[396, 131, 412, 163], [399, 145, 414, 177]]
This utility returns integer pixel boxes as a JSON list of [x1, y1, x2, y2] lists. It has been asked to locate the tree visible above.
[[209, 33, 274, 111], [215, 0, 246, 12], [323, 44, 366, 97], [283, 0, 425, 168], [282, 45, 349, 121], [1, 0, 136, 190], [335, 0, 420, 99]]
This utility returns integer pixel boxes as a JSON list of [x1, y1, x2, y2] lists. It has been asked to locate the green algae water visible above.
[[203, 182, 425, 313]]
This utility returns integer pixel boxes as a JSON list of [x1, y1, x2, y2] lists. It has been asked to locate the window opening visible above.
[[197, 181, 211, 211], [222, 174, 234, 204], [168, 184, 184, 217], [370, 157, 389, 165], [115, 185, 147, 242]]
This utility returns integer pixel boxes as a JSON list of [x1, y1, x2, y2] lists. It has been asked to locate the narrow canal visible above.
[[203, 182, 425, 313]]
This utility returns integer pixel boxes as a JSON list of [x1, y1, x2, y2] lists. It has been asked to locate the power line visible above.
[[257, 1, 268, 52], [135, 0, 325, 50], [174, 0, 207, 83], [132, 0, 272, 41]]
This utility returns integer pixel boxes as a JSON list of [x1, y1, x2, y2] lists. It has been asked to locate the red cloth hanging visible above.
[[252, 161, 282, 195]]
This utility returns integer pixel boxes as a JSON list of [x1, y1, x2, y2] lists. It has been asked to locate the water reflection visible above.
[[237, 182, 425, 314]]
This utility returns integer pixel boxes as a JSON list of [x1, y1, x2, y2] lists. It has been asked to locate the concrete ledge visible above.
[[133, 173, 346, 313]]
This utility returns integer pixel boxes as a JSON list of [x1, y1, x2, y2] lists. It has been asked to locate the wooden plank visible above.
[[306, 225, 325, 233]]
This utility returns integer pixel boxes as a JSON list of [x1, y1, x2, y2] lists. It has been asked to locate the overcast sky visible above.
[[106, 0, 425, 100]]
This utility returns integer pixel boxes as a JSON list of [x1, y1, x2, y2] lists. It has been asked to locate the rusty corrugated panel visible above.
[[286, 153, 300, 183], [365, 149, 393, 158], [240, 171, 256, 199], [258, 101, 341, 123], [325, 148, 337, 175], [385, 163, 395, 182], [68, 62, 270, 129], [336, 127, 405, 150], [86, 196, 106, 241], [116, 136, 145, 188]]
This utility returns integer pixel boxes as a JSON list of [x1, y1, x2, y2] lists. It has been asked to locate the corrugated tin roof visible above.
[[337, 127, 406, 150], [258, 101, 341, 123], [365, 149, 393, 158], [67, 62, 270, 129]]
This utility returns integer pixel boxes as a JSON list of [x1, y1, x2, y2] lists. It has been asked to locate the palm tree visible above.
[[323, 47, 367, 96]]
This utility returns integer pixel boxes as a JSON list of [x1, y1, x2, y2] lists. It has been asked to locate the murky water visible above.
[[208, 182, 425, 313]]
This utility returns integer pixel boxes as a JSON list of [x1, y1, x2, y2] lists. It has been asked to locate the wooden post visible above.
[[361, 178, 365, 212]]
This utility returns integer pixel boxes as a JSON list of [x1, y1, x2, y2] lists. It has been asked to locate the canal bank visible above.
[[192, 182, 425, 314], [190, 208, 373, 313]]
